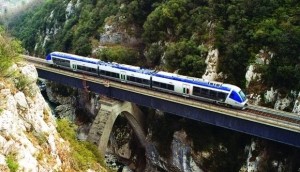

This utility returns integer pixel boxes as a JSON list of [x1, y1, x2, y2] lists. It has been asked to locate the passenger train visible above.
[[46, 52, 248, 109]]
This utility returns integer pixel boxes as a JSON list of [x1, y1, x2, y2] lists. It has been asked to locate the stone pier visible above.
[[87, 96, 146, 156]]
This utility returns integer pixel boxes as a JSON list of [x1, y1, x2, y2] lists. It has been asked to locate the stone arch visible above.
[[87, 97, 146, 156]]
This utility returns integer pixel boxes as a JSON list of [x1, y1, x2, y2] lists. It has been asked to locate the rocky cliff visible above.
[[0, 61, 105, 171]]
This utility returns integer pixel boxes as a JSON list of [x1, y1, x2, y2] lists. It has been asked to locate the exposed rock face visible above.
[[45, 85, 76, 120], [0, 63, 72, 171], [292, 92, 300, 115], [274, 97, 292, 111], [46, 84, 99, 121], [55, 104, 75, 120], [245, 65, 261, 87], [99, 16, 141, 45], [240, 139, 300, 172], [170, 130, 203, 172], [202, 49, 219, 81], [264, 87, 278, 104], [245, 49, 271, 105], [145, 130, 204, 172], [244, 141, 260, 171], [77, 90, 100, 117], [245, 50, 298, 111]]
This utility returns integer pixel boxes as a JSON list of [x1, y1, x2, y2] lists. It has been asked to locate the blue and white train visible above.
[[46, 52, 248, 109]]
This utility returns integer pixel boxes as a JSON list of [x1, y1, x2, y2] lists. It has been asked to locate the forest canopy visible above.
[[6, 0, 300, 90]]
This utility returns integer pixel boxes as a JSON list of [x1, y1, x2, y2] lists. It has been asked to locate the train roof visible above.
[[50, 52, 100, 64], [50, 52, 155, 74], [48, 52, 238, 92], [154, 71, 232, 91], [99, 61, 155, 74]]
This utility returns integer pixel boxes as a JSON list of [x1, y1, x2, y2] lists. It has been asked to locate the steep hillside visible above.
[[0, 61, 67, 171], [7, 0, 300, 92], [0, 27, 106, 172], [3, 1, 300, 171]]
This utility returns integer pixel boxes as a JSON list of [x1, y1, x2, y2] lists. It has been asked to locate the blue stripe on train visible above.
[[49, 52, 231, 92]]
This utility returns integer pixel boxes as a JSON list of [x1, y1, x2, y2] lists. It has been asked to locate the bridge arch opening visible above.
[[107, 112, 146, 170], [89, 99, 147, 171]]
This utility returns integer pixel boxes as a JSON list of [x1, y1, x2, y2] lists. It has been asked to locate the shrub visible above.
[[6, 153, 19, 172], [56, 119, 106, 171], [0, 26, 23, 77], [95, 46, 139, 65], [14, 73, 30, 91]]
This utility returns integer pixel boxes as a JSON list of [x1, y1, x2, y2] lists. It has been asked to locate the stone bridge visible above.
[[87, 96, 146, 156]]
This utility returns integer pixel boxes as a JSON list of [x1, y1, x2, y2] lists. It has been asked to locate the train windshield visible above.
[[46, 54, 52, 60], [239, 90, 247, 102]]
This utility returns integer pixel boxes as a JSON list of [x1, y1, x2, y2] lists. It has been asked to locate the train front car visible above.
[[224, 84, 248, 109], [45, 52, 69, 67], [46, 53, 54, 64], [46, 52, 100, 75]]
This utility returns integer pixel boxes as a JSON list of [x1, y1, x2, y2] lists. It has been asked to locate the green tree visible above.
[[144, 43, 164, 67], [164, 40, 205, 76], [143, 0, 190, 43], [96, 46, 139, 65], [179, 55, 206, 78], [73, 35, 92, 56]]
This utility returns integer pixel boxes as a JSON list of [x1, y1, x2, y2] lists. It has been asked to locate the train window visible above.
[[239, 90, 247, 102], [152, 81, 172, 90], [153, 81, 160, 87], [142, 79, 150, 85], [210, 91, 217, 98], [217, 92, 227, 101], [192, 86, 201, 96], [229, 91, 242, 103], [111, 72, 119, 78], [127, 76, 149, 85], [100, 70, 106, 75], [77, 65, 87, 71], [167, 85, 174, 91], [53, 57, 70, 67], [101, 71, 118, 78], [127, 76, 133, 82], [201, 88, 209, 96], [136, 78, 142, 83]]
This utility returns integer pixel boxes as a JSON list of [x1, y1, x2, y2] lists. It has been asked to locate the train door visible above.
[[183, 84, 190, 96], [72, 64, 77, 71], [120, 71, 126, 82]]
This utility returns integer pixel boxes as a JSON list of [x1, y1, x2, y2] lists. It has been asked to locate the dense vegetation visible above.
[[3, 1, 300, 170], [56, 119, 106, 171], [0, 26, 23, 77], [6, 0, 300, 90]]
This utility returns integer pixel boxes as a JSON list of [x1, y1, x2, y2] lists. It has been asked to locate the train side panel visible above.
[[45, 52, 248, 110], [151, 76, 185, 94]]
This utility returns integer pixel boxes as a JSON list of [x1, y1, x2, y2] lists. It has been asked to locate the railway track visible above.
[[246, 105, 300, 125], [23, 55, 46, 64]]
